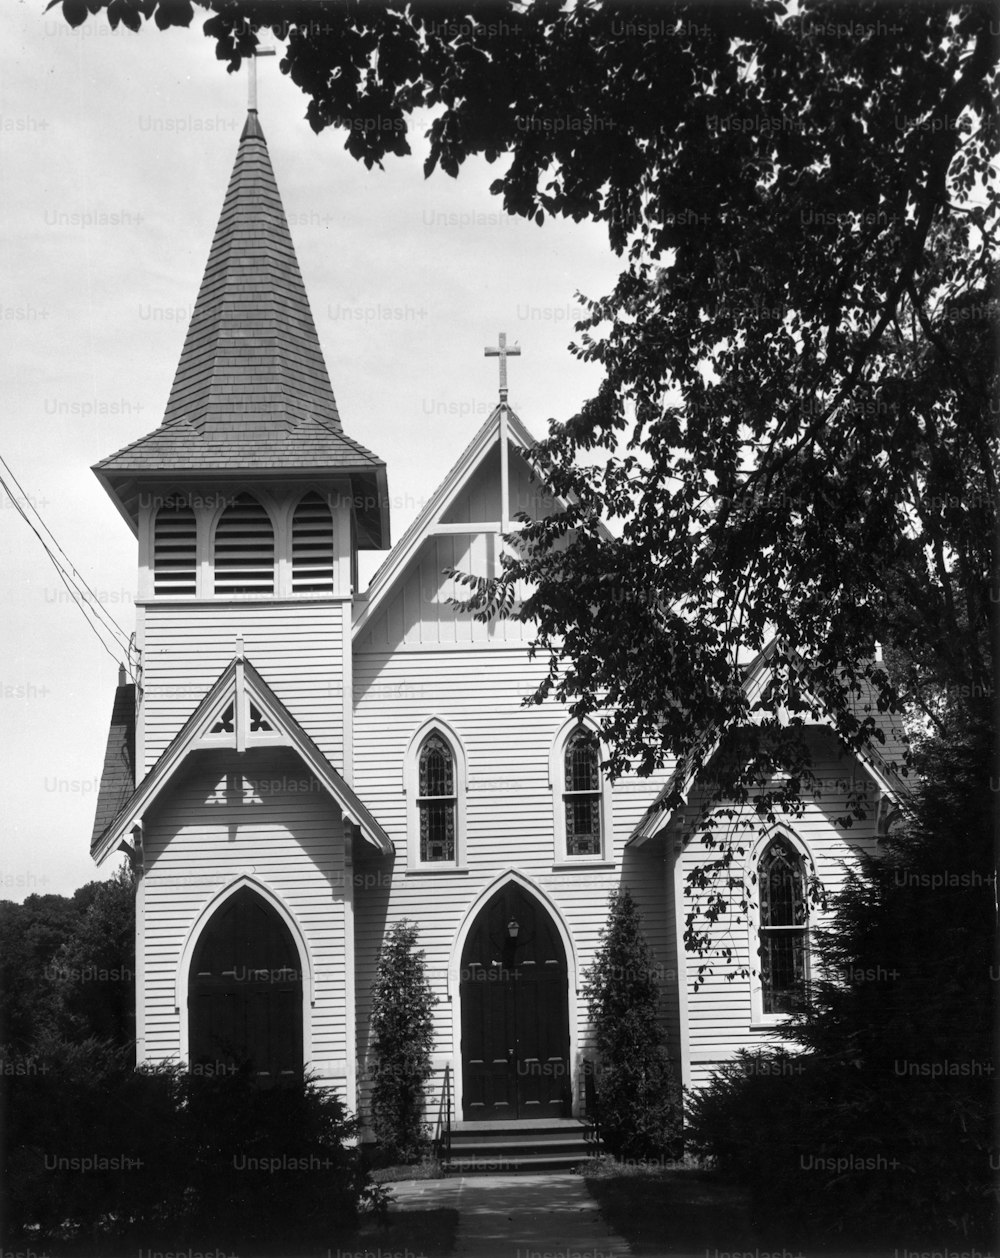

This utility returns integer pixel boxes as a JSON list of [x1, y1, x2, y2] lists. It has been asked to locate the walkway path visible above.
[[389, 1172, 632, 1258]]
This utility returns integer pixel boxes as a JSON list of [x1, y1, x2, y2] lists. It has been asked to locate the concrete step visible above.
[[449, 1131, 593, 1148], [442, 1119, 601, 1174], [447, 1150, 590, 1173]]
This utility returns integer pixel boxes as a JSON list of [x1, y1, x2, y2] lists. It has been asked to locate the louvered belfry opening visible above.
[[291, 492, 335, 594], [214, 493, 274, 595], [153, 499, 198, 595]]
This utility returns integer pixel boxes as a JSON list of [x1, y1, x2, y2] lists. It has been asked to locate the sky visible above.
[[0, 5, 621, 901]]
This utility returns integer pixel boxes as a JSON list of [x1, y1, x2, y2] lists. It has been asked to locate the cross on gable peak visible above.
[[484, 332, 521, 404]]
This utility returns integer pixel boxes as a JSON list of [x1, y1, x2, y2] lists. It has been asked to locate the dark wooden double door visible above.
[[188, 887, 302, 1085], [460, 883, 571, 1120]]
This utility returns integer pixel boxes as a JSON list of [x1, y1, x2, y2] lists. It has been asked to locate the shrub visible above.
[[2, 1040, 374, 1248], [1, 1037, 184, 1241], [180, 1065, 373, 1248], [367, 919, 436, 1164], [582, 888, 682, 1160]]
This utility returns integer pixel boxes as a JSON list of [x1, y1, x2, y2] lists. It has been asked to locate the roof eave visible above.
[[92, 466, 140, 535]]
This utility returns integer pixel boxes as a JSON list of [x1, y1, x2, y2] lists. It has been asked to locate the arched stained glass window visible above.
[[563, 729, 601, 856], [417, 733, 456, 862], [759, 839, 809, 1013]]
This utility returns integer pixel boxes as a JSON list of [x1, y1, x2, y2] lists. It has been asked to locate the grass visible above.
[[370, 1155, 446, 1183], [582, 1157, 957, 1258], [353, 1206, 458, 1257], [583, 1158, 761, 1257]]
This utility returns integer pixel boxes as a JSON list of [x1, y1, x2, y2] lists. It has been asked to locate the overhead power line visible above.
[[0, 454, 135, 678]]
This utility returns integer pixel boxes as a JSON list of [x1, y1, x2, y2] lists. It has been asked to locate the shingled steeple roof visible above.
[[94, 110, 388, 546]]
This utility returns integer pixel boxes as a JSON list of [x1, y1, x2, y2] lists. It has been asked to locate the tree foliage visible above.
[[47, 1, 999, 928], [367, 918, 436, 1164], [687, 710, 995, 1245], [0, 866, 135, 1053], [582, 888, 681, 1159]]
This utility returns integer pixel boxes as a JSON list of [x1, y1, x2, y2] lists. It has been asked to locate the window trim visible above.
[[404, 717, 468, 871], [549, 717, 611, 862], [747, 826, 813, 1026]]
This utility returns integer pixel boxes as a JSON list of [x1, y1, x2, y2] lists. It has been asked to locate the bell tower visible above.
[[92, 108, 389, 782]]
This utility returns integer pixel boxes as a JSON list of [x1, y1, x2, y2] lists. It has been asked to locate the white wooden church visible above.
[[88, 105, 910, 1133]]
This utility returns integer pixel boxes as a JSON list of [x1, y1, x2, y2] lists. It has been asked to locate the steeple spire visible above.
[[94, 107, 390, 549], [161, 109, 342, 436]]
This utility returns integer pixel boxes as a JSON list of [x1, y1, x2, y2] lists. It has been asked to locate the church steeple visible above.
[[94, 110, 389, 550], [162, 109, 344, 437]]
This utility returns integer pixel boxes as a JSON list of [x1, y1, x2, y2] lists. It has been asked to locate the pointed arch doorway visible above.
[[188, 886, 303, 1085], [459, 881, 571, 1120]]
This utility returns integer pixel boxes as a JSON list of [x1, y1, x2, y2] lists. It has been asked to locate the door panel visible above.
[[459, 883, 570, 1120]]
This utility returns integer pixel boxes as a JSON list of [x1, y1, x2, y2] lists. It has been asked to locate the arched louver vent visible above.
[[214, 494, 274, 595], [153, 501, 197, 595], [292, 492, 335, 594]]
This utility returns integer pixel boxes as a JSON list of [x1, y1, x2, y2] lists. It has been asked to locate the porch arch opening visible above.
[[188, 885, 303, 1085]]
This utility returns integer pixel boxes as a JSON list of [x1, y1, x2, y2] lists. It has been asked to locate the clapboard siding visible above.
[[674, 728, 883, 1091], [139, 747, 353, 1096], [351, 646, 675, 1124], [138, 600, 347, 772]]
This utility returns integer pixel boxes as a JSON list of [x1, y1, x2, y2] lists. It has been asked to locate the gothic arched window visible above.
[[759, 838, 809, 1014], [214, 493, 274, 595], [291, 492, 335, 594], [417, 733, 457, 863], [563, 728, 602, 857]]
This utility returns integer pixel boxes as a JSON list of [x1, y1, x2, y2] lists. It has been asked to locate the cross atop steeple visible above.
[[247, 45, 276, 112], [484, 332, 521, 404]]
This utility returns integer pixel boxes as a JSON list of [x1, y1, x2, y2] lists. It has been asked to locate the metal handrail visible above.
[[583, 1057, 601, 1147], [432, 1062, 453, 1167], [443, 1062, 452, 1165]]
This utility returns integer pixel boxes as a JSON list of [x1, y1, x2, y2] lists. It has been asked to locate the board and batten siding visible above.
[[137, 600, 348, 773], [672, 727, 883, 1091], [353, 532, 538, 651], [138, 747, 355, 1099], [355, 445, 557, 653], [351, 644, 674, 1125]]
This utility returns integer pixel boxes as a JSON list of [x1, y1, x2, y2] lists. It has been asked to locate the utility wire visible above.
[[0, 452, 132, 653], [0, 459, 134, 677]]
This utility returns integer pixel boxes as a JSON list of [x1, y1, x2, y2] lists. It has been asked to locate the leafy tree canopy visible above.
[[49, 1, 999, 923]]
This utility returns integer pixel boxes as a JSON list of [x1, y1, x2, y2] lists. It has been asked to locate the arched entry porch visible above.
[[188, 885, 303, 1084]]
